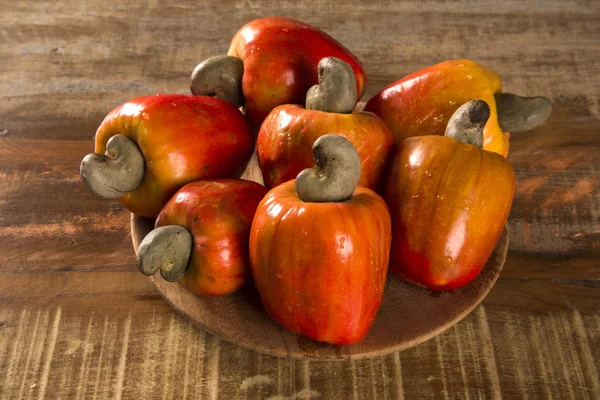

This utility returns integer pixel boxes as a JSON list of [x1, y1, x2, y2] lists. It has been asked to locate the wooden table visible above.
[[1, 1, 598, 398]]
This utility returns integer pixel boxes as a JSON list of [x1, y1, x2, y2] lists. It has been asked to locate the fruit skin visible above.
[[365, 60, 510, 157], [384, 136, 515, 291], [95, 94, 254, 217], [249, 181, 391, 345], [156, 179, 268, 296], [227, 17, 366, 129], [256, 105, 395, 191]]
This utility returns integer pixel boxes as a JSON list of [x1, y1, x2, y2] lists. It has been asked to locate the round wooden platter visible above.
[[130, 153, 509, 361]]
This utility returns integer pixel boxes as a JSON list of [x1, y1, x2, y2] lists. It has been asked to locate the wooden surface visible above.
[[0, 0, 599, 398], [133, 215, 508, 360]]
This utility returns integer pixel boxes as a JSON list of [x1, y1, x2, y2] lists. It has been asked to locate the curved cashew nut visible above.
[[295, 134, 361, 203], [306, 57, 357, 114], [190, 55, 245, 108], [445, 100, 490, 148], [136, 225, 193, 282], [495, 93, 552, 133], [80, 134, 145, 199]]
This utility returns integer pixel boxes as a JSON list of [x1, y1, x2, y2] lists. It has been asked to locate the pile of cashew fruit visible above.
[[80, 17, 551, 345]]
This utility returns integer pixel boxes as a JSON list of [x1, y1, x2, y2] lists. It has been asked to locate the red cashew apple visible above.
[[385, 100, 515, 291], [257, 57, 394, 191], [250, 135, 391, 344], [190, 17, 367, 130], [136, 179, 268, 296], [80, 94, 254, 218], [365, 59, 552, 157]]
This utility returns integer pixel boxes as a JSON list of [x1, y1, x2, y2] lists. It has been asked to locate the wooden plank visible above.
[[0, 298, 598, 399], [1, 2, 599, 140]]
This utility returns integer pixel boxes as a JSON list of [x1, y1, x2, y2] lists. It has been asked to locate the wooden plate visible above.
[[130, 150, 508, 360]]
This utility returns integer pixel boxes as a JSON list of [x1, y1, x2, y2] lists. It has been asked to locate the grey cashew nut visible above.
[[136, 225, 193, 282], [495, 93, 552, 133], [445, 100, 490, 148], [295, 134, 361, 203], [190, 55, 245, 108], [305, 57, 357, 114], [80, 134, 145, 199]]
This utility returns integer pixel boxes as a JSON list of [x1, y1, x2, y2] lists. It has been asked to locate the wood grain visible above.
[[1, 0, 599, 398]]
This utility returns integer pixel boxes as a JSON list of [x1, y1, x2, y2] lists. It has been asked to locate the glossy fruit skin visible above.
[[249, 181, 391, 344], [385, 136, 515, 291], [156, 179, 268, 296], [256, 105, 395, 191], [227, 17, 366, 129], [365, 60, 510, 157], [95, 95, 255, 218]]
